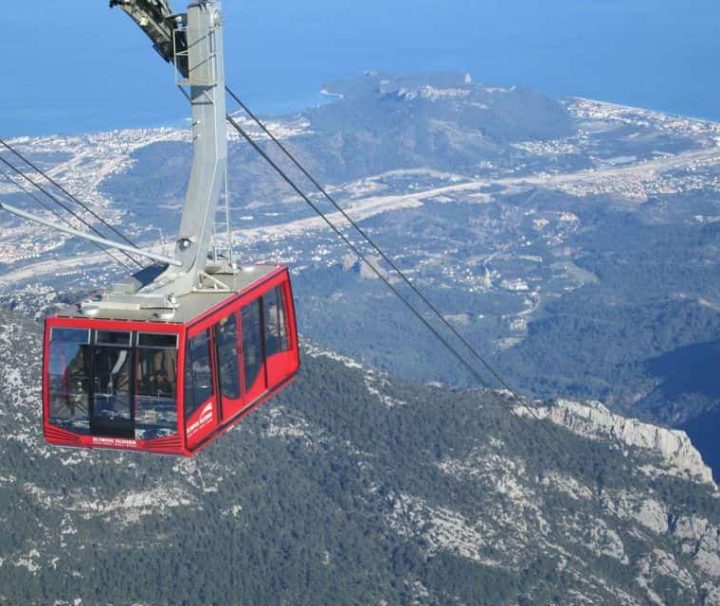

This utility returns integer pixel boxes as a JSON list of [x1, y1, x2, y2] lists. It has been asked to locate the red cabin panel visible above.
[[185, 397, 218, 450], [42, 265, 300, 457]]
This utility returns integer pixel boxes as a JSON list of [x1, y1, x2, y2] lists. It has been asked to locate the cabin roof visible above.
[[54, 264, 282, 325]]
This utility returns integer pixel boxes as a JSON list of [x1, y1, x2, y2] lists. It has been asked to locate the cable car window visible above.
[[138, 333, 178, 349], [51, 328, 90, 344], [278, 291, 289, 352], [242, 300, 264, 389], [135, 342, 178, 440], [184, 330, 213, 420], [48, 331, 92, 434], [91, 344, 133, 435], [96, 331, 131, 347], [263, 286, 289, 356], [217, 314, 241, 400]]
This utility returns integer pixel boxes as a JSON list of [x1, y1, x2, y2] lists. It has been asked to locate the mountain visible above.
[[2, 75, 720, 476], [3, 73, 720, 469], [1, 73, 720, 603], [297, 72, 576, 181], [0, 305, 718, 605]]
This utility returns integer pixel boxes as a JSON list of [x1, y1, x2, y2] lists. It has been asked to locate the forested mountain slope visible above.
[[0, 306, 718, 605]]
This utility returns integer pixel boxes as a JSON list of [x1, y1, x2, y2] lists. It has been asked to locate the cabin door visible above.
[[90, 334, 134, 439]]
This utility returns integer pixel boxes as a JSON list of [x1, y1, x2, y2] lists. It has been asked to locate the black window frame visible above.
[[89, 341, 135, 438]]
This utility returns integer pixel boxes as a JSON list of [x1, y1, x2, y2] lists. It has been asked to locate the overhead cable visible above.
[[220, 89, 587, 469], [221, 113, 576, 463], [0, 136, 141, 252], [0, 150, 142, 269], [0, 167, 133, 272], [225, 86, 514, 392]]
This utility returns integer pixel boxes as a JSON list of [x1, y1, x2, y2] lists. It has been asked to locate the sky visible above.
[[1, 0, 719, 137]]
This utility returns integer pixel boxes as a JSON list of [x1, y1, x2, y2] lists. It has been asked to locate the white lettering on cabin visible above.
[[187, 401, 215, 437], [92, 437, 137, 448]]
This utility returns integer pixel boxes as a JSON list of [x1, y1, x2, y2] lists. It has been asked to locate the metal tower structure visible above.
[[143, 0, 230, 301], [1, 0, 232, 317]]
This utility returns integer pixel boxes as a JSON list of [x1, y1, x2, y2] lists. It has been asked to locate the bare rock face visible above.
[[341, 254, 385, 280], [516, 399, 716, 485], [674, 516, 720, 579]]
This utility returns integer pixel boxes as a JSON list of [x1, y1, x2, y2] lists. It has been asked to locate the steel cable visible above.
[[0, 167, 133, 272], [222, 112, 578, 467], [0, 151, 143, 269], [0, 136, 141, 251], [225, 86, 514, 392]]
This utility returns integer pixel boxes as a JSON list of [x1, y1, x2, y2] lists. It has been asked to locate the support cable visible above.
[[0, 168, 133, 273], [0, 153, 143, 269], [223, 114, 575, 465], [225, 86, 512, 392], [223, 166, 234, 265], [226, 114, 494, 387], [176, 88, 508, 399], [0, 136, 141, 251], [221, 93, 597, 472]]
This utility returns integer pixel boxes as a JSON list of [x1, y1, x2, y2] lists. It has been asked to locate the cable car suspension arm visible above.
[[109, 0, 188, 77]]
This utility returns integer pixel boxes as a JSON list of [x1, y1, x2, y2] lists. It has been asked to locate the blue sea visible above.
[[1, 0, 719, 137]]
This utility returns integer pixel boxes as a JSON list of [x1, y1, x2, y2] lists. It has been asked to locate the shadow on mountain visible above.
[[684, 407, 720, 484], [646, 340, 720, 482], [647, 340, 720, 400]]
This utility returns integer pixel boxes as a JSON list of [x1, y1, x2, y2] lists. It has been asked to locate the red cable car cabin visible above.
[[43, 265, 299, 456]]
